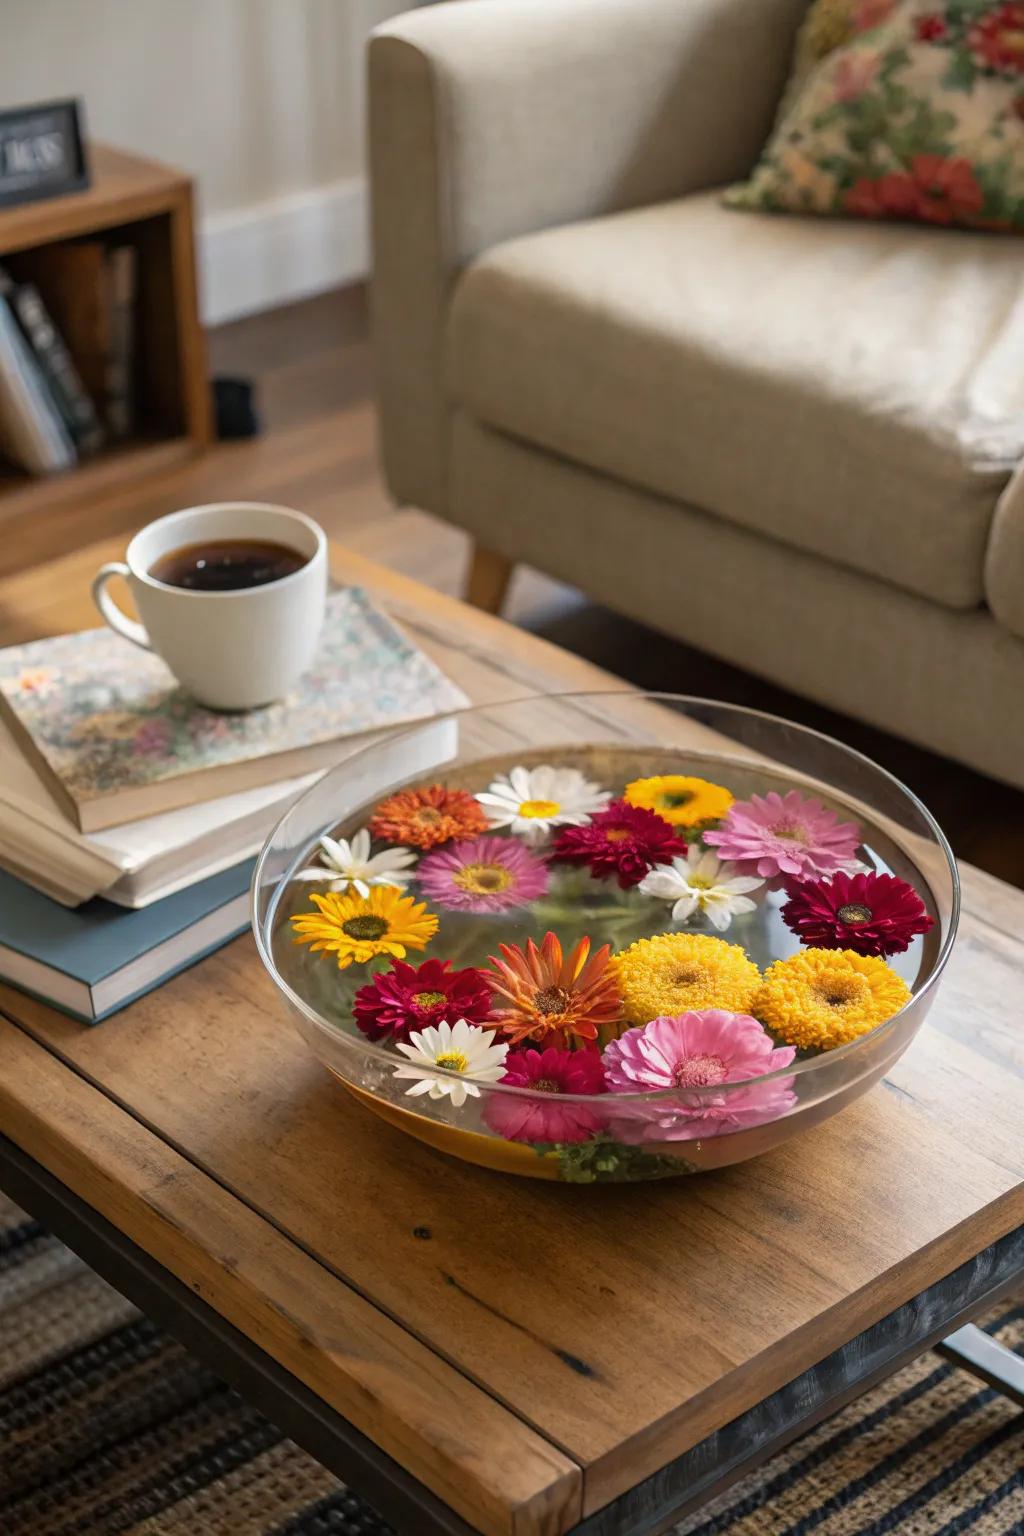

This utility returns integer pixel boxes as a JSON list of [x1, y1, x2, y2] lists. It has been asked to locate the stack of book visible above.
[[0, 242, 136, 476], [0, 587, 466, 1021]]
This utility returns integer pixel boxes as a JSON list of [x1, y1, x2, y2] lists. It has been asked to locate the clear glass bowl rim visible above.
[[252, 689, 961, 1102]]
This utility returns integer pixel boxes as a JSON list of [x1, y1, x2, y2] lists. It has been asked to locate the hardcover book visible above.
[[0, 586, 467, 832]]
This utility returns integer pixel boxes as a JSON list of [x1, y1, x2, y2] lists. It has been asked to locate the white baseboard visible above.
[[200, 176, 369, 326]]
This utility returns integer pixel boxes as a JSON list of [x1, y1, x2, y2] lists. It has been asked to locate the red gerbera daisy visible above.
[[483, 1046, 607, 1144], [781, 871, 934, 957], [353, 957, 492, 1043], [552, 799, 681, 888]]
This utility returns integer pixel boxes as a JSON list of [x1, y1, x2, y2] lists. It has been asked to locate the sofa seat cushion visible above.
[[448, 191, 1024, 610]]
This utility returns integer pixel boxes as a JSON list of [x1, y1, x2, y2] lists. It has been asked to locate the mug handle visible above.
[[91, 562, 152, 651]]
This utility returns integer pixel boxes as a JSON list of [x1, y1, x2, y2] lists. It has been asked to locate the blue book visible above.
[[0, 860, 253, 1023]]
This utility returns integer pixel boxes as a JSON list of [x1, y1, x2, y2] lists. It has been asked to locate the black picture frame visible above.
[[0, 99, 89, 210]]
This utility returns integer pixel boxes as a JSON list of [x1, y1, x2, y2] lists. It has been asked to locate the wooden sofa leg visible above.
[[465, 544, 514, 614]]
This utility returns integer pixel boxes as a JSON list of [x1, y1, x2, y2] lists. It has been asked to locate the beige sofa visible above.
[[369, 0, 1024, 790]]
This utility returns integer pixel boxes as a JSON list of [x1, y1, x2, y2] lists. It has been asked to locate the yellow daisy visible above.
[[624, 774, 733, 829], [755, 948, 911, 1051], [291, 885, 438, 969], [614, 932, 761, 1024]]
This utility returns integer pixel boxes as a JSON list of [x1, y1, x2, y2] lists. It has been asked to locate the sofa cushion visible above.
[[448, 191, 1024, 610]]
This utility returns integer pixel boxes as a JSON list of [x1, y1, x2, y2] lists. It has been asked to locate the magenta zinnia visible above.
[[781, 870, 934, 957], [483, 1046, 607, 1145], [416, 835, 548, 913], [352, 957, 492, 1043], [704, 790, 860, 878], [552, 799, 681, 888]]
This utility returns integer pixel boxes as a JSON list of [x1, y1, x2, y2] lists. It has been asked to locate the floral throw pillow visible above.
[[728, 0, 1024, 229]]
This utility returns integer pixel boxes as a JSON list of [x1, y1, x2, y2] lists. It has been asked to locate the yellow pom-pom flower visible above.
[[613, 931, 761, 1024], [291, 885, 438, 969], [624, 774, 733, 829], [755, 948, 911, 1051]]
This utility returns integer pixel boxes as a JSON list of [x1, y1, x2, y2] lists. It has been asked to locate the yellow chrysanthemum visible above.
[[755, 948, 911, 1051], [291, 885, 437, 969], [614, 932, 761, 1024], [624, 774, 733, 829]]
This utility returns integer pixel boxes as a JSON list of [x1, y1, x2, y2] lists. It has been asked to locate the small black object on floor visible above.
[[213, 375, 261, 440]]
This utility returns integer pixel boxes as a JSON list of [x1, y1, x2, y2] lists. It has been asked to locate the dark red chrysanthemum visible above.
[[483, 1046, 606, 1144], [353, 958, 492, 1043], [781, 871, 934, 957], [552, 799, 681, 888]]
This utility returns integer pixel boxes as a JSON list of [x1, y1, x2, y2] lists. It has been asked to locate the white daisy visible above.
[[639, 846, 763, 932], [476, 764, 611, 847], [392, 1019, 509, 1108], [292, 829, 416, 897]]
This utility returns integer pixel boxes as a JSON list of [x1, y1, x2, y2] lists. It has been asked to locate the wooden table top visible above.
[[0, 540, 1021, 1536]]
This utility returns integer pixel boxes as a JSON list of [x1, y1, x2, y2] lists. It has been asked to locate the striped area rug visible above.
[[1, 1195, 1021, 1536]]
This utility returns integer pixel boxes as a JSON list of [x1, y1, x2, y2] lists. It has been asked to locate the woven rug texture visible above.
[[1, 1194, 1021, 1535]]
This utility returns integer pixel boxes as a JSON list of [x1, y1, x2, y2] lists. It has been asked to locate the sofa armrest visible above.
[[369, 0, 805, 513]]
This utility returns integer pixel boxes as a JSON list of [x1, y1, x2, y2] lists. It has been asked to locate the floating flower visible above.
[[476, 765, 611, 847], [781, 871, 934, 957], [352, 958, 492, 1043], [483, 1046, 607, 1144], [486, 931, 623, 1047], [392, 1019, 508, 1107], [602, 1010, 796, 1141], [638, 846, 763, 931], [614, 932, 761, 1024], [624, 774, 733, 830], [755, 948, 911, 1051], [704, 790, 860, 879], [370, 785, 487, 850], [291, 886, 437, 969], [552, 800, 681, 888], [292, 829, 417, 897], [417, 835, 548, 912]]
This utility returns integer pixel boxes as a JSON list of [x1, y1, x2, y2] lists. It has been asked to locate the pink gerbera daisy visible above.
[[781, 870, 934, 956], [416, 835, 548, 913], [483, 1046, 607, 1144], [602, 1010, 796, 1141], [352, 957, 492, 1043], [552, 799, 681, 888], [704, 790, 860, 878]]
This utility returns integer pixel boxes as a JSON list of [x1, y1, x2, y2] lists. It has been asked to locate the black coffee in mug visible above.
[[149, 538, 308, 592]]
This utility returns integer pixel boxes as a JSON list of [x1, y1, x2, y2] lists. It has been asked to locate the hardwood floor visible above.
[[7, 285, 1023, 888]]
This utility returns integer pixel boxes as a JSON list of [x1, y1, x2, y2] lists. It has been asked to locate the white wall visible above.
[[0, 0, 412, 321]]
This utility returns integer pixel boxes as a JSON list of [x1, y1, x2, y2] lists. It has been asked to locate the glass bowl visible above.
[[252, 693, 958, 1184]]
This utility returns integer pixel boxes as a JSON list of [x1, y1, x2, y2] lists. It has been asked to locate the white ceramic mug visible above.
[[92, 502, 328, 710]]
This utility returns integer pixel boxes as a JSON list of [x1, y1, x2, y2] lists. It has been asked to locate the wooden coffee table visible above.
[[0, 541, 1021, 1536]]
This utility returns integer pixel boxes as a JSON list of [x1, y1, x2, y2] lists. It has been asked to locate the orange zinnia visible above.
[[370, 785, 488, 850], [486, 931, 623, 1049]]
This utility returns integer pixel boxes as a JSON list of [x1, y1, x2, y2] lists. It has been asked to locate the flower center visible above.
[[687, 874, 713, 890], [673, 1052, 727, 1088], [837, 902, 873, 925], [814, 976, 860, 1008], [672, 965, 706, 985], [534, 984, 571, 1016], [533, 1077, 560, 1093], [772, 819, 807, 842], [435, 1051, 468, 1073], [604, 827, 631, 843], [658, 790, 693, 809], [415, 807, 443, 825], [454, 862, 512, 894], [413, 990, 447, 1009], [518, 798, 560, 819], [342, 915, 389, 941]]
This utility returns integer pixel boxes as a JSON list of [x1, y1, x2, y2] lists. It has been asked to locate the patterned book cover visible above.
[[0, 587, 467, 829]]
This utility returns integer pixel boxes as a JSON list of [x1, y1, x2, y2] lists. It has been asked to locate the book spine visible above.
[[105, 246, 136, 439], [7, 282, 104, 455], [0, 291, 76, 475]]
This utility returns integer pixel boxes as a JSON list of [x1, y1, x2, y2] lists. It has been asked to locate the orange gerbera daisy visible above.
[[485, 931, 623, 1048], [370, 785, 487, 850]]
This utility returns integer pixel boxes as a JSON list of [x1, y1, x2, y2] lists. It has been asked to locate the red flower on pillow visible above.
[[844, 155, 984, 224], [915, 14, 948, 41], [853, 0, 897, 30], [969, 3, 1024, 75]]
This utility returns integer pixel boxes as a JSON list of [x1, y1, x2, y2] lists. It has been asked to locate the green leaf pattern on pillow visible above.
[[727, 0, 1024, 228]]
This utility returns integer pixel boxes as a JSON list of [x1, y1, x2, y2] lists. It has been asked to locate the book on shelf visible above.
[[0, 860, 254, 1024], [3, 269, 104, 455], [105, 243, 136, 439], [0, 273, 76, 475], [0, 585, 467, 833]]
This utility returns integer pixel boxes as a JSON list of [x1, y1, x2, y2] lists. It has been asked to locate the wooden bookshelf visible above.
[[0, 143, 211, 519]]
